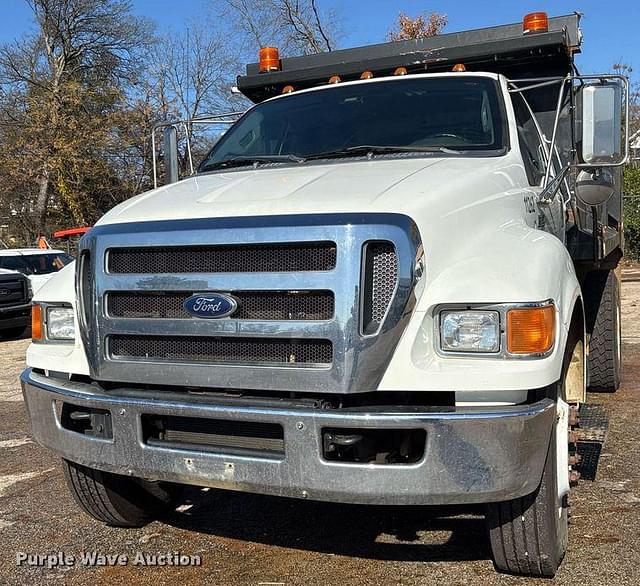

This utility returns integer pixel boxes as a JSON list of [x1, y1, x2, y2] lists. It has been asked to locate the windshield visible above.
[[200, 76, 506, 171], [0, 253, 74, 275]]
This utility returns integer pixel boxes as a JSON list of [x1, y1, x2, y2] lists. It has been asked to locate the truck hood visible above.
[[97, 156, 514, 226]]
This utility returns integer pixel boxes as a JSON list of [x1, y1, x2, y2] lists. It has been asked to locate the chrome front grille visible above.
[[0, 277, 27, 305], [361, 242, 399, 335], [108, 242, 337, 273], [107, 290, 334, 321], [78, 214, 420, 394], [109, 335, 333, 366]]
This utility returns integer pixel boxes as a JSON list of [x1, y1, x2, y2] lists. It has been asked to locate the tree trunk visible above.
[[36, 164, 50, 236]]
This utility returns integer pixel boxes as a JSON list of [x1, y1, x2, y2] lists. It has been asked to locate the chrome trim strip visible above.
[[77, 214, 421, 393]]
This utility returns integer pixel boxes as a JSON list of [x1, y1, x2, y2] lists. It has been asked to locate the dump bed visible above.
[[237, 14, 581, 103]]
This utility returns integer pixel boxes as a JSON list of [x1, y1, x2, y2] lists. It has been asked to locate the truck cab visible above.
[[20, 12, 628, 577]]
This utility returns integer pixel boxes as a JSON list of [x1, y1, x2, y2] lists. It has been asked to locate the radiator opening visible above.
[[108, 242, 337, 274], [108, 335, 333, 366], [142, 415, 284, 458]]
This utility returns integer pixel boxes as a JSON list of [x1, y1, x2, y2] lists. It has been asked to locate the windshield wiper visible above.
[[200, 154, 304, 172], [305, 145, 459, 161]]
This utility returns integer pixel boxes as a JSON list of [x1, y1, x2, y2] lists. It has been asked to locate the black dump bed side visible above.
[[237, 14, 581, 103]]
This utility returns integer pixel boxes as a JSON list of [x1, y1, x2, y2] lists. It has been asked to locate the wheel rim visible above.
[[557, 339, 584, 515]]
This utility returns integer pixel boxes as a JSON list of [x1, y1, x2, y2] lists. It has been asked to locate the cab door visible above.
[[512, 93, 565, 242]]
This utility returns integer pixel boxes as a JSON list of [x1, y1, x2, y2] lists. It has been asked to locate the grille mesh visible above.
[[109, 335, 333, 365], [107, 291, 334, 321], [0, 278, 26, 305], [369, 243, 398, 324], [108, 242, 337, 274], [361, 242, 398, 334]]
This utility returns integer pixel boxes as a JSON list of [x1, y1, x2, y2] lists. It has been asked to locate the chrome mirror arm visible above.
[[538, 165, 571, 205]]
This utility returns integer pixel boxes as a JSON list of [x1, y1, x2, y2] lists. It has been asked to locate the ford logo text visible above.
[[183, 293, 238, 319]]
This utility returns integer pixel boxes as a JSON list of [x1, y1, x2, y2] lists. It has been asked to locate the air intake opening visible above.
[[142, 415, 284, 458], [108, 242, 337, 274], [360, 241, 398, 335], [60, 402, 112, 439], [322, 428, 425, 464], [109, 335, 333, 366], [107, 290, 335, 321]]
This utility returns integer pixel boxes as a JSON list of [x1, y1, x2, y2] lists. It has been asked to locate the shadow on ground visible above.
[[166, 490, 490, 563]]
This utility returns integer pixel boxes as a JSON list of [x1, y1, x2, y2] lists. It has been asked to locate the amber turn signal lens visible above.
[[31, 304, 44, 341], [507, 305, 555, 354], [259, 46, 280, 72], [523, 12, 549, 34]]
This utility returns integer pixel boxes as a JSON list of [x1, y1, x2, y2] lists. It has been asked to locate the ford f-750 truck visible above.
[[21, 13, 629, 576]]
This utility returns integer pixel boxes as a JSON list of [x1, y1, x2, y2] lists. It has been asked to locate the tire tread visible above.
[[586, 270, 620, 392]]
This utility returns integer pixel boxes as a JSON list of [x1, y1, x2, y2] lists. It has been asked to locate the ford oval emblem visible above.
[[184, 293, 238, 319]]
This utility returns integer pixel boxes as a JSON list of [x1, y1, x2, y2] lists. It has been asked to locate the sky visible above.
[[0, 0, 638, 80]]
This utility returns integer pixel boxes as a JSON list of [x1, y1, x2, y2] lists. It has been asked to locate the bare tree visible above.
[[142, 22, 246, 179], [218, 0, 339, 56], [387, 12, 448, 42]]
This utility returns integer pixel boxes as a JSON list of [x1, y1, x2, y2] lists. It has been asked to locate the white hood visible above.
[[97, 156, 515, 227]]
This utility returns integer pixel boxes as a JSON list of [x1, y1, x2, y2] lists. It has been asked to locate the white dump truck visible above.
[[21, 12, 628, 576]]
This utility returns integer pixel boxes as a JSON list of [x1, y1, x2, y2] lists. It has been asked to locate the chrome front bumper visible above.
[[21, 368, 555, 505]]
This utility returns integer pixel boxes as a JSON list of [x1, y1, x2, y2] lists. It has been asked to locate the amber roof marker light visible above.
[[523, 12, 549, 34], [452, 63, 466, 72], [282, 85, 295, 94], [328, 75, 341, 84], [394, 67, 408, 76], [259, 47, 281, 73]]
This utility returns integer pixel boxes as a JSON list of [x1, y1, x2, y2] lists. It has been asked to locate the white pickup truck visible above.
[[21, 13, 628, 577]]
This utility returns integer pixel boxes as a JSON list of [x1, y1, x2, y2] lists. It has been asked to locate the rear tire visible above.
[[584, 269, 621, 392], [63, 459, 183, 528]]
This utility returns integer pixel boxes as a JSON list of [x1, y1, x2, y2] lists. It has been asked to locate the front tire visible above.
[[63, 459, 183, 527], [486, 426, 567, 576], [485, 326, 582, 576]]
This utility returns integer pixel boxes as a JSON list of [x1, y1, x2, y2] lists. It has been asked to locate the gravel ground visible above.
[[0, 282, 639, 586]]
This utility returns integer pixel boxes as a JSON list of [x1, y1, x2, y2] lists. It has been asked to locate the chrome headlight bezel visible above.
[[435, 301, 556, 359]]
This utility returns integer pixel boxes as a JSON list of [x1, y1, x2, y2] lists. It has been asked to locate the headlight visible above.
[[47, 306, 75, 340], [440, 310, 500, 353], [32, 303, 75, 342]]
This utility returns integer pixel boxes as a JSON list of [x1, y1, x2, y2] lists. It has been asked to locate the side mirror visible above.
[[579, 81, 624, 165], [163, 126, 179, 185], [575, 169, 615, 206]]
